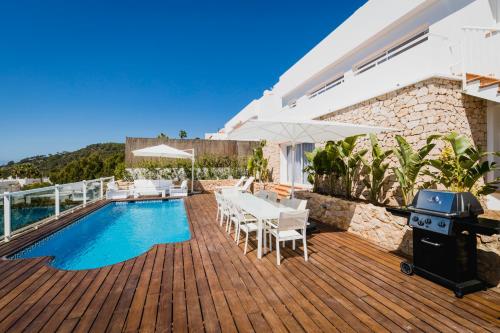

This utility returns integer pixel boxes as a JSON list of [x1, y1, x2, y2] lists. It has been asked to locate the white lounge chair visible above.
[[169, 180, 188, 197], [240, 176, 255, 192], [255, 190, 269, 199], [268, 210, 309, 265], [106, 181, 130, 200], [132, 179, 170, 198], [215, 176, 247, 190]]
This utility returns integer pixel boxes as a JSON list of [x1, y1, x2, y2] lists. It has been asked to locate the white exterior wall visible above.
[[207, 0, 500, 185], [213, 0, 498, 135]]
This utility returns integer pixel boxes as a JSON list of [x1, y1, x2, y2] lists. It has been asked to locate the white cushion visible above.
[[240, 222, 258, 232], [271, 229, 302, 240]]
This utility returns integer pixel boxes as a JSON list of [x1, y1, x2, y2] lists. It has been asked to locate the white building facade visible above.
[[207, 0, 500, 205]]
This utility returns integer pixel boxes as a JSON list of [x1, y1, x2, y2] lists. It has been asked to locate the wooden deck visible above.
[[0, 194, 499, 332]]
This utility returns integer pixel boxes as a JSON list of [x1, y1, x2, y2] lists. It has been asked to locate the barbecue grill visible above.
[[400, 189, 500, 297]]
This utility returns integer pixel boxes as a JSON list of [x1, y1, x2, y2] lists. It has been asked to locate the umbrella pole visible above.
[[291, 143, 295, 198], [191, 149, 195, 194]]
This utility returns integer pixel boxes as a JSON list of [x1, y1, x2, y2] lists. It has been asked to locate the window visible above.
[[353, 28, 429, 76], [286, 143, 315, 185], [308, 75, 345, 100]]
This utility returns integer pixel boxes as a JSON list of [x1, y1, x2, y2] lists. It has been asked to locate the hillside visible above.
[[0, 143, 125, 183]]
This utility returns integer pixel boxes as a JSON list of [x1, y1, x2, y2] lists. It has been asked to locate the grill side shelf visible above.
[[464, 218, 500, 235]]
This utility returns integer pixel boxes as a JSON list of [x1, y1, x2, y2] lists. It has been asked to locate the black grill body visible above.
[[401, 189, 500, 297]]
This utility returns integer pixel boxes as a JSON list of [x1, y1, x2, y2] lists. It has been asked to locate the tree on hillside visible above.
[[179, 130, 187, 139], [157, 133, 169, 139]]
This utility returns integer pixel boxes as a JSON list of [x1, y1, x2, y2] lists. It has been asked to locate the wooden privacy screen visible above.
[[125, 137, 259, 166]]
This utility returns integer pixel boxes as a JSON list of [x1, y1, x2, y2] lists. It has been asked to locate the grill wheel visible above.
[[400, 261, 414, 275]]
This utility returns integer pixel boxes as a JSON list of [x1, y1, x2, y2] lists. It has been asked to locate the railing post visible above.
[[3, 192, 11, 242], [83, 180, 87, 207], [100, 178, 104, 199], [461, 29, 467, 88], [55, 185, 60, 218]]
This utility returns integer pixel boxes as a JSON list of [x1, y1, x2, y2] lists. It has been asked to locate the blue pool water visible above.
[[11, 200, 190, 270]]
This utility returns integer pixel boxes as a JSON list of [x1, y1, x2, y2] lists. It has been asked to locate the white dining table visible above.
[[222, 191, 294, 259]]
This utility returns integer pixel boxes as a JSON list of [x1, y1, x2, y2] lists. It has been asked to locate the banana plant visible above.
[[304, 142, 340, 193], [424, 132, 499, 196], [363, 134, 393, 204], [335, 135, 368, 199], [247, 140, 270, 183], [393, 134, 437, 206]]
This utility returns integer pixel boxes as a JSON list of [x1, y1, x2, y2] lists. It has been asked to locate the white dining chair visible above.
[[215, 191, 223, 223], [268, 210, 309, 265], [255, 190, 268, 199], [231, 204, 258, 254], [281, 198, 307, 210], [266, 191, 278, 202]]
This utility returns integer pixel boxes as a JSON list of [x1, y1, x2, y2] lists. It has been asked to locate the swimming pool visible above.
[[11, 200, 191, 270]]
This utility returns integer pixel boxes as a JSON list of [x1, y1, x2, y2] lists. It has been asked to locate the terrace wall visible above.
[[125, 137, 259, 167]]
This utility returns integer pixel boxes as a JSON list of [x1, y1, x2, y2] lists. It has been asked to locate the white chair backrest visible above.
[[157, 179, 172, 189], [134, 179, 156, 189], [180, 180, 188, 189], [234, 176, 246, 187], [255, 190, 268, 199], [241, 176, 255, 192], [231, 203, 246, 222], [281, 198, 307, 210], [278, 210, 309, 232], [107, 181, 117, 191], [267, 192, 278, 202]]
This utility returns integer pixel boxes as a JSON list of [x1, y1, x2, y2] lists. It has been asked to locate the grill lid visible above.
[[410, 189, 484, 217]]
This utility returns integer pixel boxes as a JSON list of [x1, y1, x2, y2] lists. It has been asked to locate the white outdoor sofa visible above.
[[106, 181, 130, 200], [132, 179, 172, 198]]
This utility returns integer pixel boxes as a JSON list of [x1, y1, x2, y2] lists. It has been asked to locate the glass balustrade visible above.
[[1, 177, 113, 240]]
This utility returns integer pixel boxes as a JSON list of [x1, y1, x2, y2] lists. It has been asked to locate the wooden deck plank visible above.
[[0, 194, 497, 332], [139, 244, 166, 333]]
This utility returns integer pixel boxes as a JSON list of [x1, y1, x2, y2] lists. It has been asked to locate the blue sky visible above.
[[0, 0, 366, 162]]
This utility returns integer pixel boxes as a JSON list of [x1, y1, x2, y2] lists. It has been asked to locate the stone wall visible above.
[[318, 78, 488, 205], [263, 143, 281, 183], [295, 191, 500, 288]]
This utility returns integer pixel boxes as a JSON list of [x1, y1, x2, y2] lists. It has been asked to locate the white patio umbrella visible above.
[[132, 144, 195, 193], [227, 118, 394, 197]]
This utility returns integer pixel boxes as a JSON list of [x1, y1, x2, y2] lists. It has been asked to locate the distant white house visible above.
[[207, 0, 500, 207], [0, 177, 51, 194]]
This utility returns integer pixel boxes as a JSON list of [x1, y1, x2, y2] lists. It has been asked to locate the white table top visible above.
[[223, 192, 293, 220]]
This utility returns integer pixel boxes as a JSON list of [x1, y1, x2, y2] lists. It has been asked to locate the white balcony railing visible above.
[[461, 26, 500, 85], [1, 176, 114, 242]]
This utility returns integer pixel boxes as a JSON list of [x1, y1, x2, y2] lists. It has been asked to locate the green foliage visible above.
[[136, 155, 247, 181], [392, 135, 437, 206], [247, 141, 270, 182], [335, 135, 368, 199], [21, 182, 52, 190], [179, 130, 187, 139], [363, 134, 393, 204], [424, 132, 499, 196], [50, 151, 124, 183], [8, 163, 41, 179], [157, 133, 169, 139], [304, 136, 367, 198], [0, 143, 124, 179]]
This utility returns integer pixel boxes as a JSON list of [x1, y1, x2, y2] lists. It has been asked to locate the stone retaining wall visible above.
[[295, 191, 500, 288]]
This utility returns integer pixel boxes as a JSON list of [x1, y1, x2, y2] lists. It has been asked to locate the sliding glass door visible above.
[[286, 143, 314, 185]]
